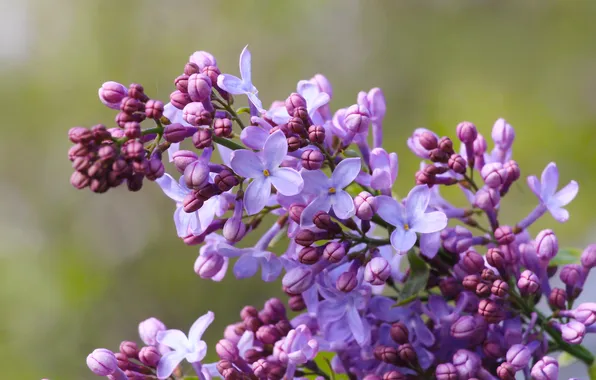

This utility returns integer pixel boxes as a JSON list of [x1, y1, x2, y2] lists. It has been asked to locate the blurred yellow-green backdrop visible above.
[[2, 0, 596, 378]]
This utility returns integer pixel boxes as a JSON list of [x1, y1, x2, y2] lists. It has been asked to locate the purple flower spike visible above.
[[156, 311, 214, 379], [277, 324, 319, 379], [300, 158, 362, 226], [530, 356, 559, 380], [230, 130, 304, 215], [217, 45, 264, 112], [527, 162, 578, 222], [376, 185, 448, 253]]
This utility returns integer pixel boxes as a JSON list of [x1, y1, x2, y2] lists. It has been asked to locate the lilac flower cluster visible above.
[[71, 46, 596, 379]]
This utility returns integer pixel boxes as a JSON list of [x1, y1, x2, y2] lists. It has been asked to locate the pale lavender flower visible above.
[[376, 185, 448, 253], [203, 331, 254, 379], [300, 158, 361, 226], [275, 325, 319, 379], [368, 148, 398, 191], [357, 88, 386, 148], [194, 234, 229, 281], [239, 116, 273, 150], [527, 162, 578, 222], [217, 45, 264, 112], [156, 311, 214, 379], [230, 130, 303, 215], [270, 80, 330, 124]]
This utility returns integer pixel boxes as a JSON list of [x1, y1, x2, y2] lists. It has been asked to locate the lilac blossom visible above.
[[230, 130, 303, 215], [300, 157, 361, 226], [217, 45, 264, 112], [275, 325, 319, 379], [376, 185, 448, 254], [156, 311, 214, 379], [270, 80, 330, 124], [526, 162, 578, 223]]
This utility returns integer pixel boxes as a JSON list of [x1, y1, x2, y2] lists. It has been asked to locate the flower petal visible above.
[[234, 253, 259, 279], [217, 74, 245, 94], [156, 173, 187, 202], [331, 157, 361, 190], [244, 177, 272, 215], [230, 150, 264, 178], [260, 254, 283, 282], [157, 329, 190, 352], [197, 198, 217, 229], [240, 126, 268, 150], [239, 45, 252, 84], [541, 162, 559, 199], [217, 245, 246, 258], [390, 227, 417, 253], [308, 93, 330, 115], [553, 180, 578, 207], [370, 148, 390, 171], [547, 206, 570, 223], [411, 211, 448, 234], [271, 167, 303, 196], [405, 185, 431, 221], [167, 143, 180, 163], [419, 231, 441, 259], [264, 130, 289, 169], [247, 92, 265, 113], [300, 169, 331, 195], [156, 350, 187, 380], [185, 341, 207, 363], [375, 195, 405, 227], [300, 194, 332, 227], [270, 105, 291, 125], [189, 311, 215, 344], [527, 175, 541, 199], [174, 207, 192, 237], [237, 331, 255, 357], [346, 306, 369, 346], [370, 168, 392, 190], [331, 190, 355, 219], [297, 81, 319, 104]]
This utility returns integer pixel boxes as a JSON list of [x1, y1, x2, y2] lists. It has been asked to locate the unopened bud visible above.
[[301, 149, 324, 170], [308, 125, 325, 143]]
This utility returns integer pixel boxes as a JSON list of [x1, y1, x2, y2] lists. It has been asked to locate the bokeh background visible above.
[[2, 0, 596, 378]]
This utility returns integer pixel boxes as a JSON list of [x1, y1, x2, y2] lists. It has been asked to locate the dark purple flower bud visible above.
[[244, 317, 261, 333], [128, 83, 148, 102], [216, 339, 239, 361], [87, 349, 119, 376], [530, 356, 559, 380], [70, 171, 90, 189], [581, 244, 596, 269], [443, 226, 473, 254], [131, 158, 149, 175], [289, 204, 305, 224], [293, 106, 311, 126], [295, 229, 316, 247], [548, 288, 567, 310], [436, 363, 458, 380], [184, 160, 210, 189], [124, 122, 141, 139], [120, 96, 143, 114], [491, 279, 509, 297], [517, 270, 540, 296], [299, 246, 321, 265], [286, 93, 307, 117], [256, 324, 281, 344], [170, 91, 192, 112], [492, 118, 515, 150], [265, 298, 286, 319], [438, 137, 455, 155], [123, 140, 145, 161], [535, 229, 558, 261], [462, 274, 481, 291], [184, 102, 213, 126], [439, 277, 461, 299], [336, 271, 358, 292], [138, 346, 160, 367], [98, 145, 117, 162], [138, 317, 166, 346], [559, 264, 584, 287], [192, 128, 213, 149], [283, 266, 314, 295], [195, 182, 220, 201], [172, 150, 199, 174], [188, 73, 212, 102], [495, 225, 515, 246], [415, 131, 436, 151], [476, 282, 491, 297], [344, 104, 370, 134], [481, 162, 507, 188], [373, 345, 399, 365], [115, 112, 134, 128], [99, 81, 128, 109], [453, 349, 481, 379], [478, 299, 504, 323], [481, 268, 499, 282], [164, 123, 189, 143], [288, 295, 305, 311], [275, 319, 292, 336], [201, 65, 221, 86], [354, 191, 377, 221], [215, 169, 239, 191], [119, 341, 138, 359], [483, 339, 504, 359], [144, 99, 164, 119], [313, 211, 341, 233], [216, 360, 234, 377], [496, 362, 516, 380], [448, 154, 467, 174], [503, 160, 520, 182], [174, 74, 189, 92], [184, 62, 200, 76], [223, 216, 246, 243], [461, 250, 485, 274], [68, 127, 93, 144], [240, 306, 258, 320], [397, 343, 417, 365], [457, 121, 478, 143], [287, 135, 302, 152], [308, 125, 325, 143], [213, 118, 233, 137], [91, 124, 111, 142], [474, 187, 500, 211], [194, 252, 224, 279], [390, 322, 409, 344], [506, 344, 533, 370], [364, 257, 391, 285], [270, 124, 290, 137], [288, 117, 306, 135], [301, 149, 324, 170], [323, 242, 346, 263], [486, 248, 506, 269], [451, 315, 486, 339]]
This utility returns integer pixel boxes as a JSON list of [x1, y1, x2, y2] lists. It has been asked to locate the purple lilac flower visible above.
[[376, 185, 448, 254], [217, 45, 264, 112], [300, 158, 361, 226], [156, 311, 214, 379], [275, 325, 319, 379], [270, 80, 330, 124], [526, 162, 578, 223], [230, 130, 303, 215]]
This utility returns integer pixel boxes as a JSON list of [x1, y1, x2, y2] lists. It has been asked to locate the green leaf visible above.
[[313, 351, 350, 380], [557, 351, 578, 367], [551, 247, 582, 266], [394, 249, 430, 306], [589, 363, 596, 380]]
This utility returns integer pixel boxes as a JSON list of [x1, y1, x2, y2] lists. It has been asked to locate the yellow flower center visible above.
[[403, 223, 410, 231], [328, 187, 336, 194], [263, 169, 270, 177]]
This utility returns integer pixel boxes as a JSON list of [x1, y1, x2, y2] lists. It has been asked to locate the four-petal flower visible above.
[[217, 45, 264, 112], [527, 162, 578, 222]]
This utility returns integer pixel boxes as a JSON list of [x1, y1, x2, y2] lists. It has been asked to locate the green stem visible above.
[[315, 142, 336, 171], [212, 135, 245, 151], [212, 92, 246, 130]]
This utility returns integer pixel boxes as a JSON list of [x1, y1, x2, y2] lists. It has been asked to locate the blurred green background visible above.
[[2, 0, 596, 378]]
